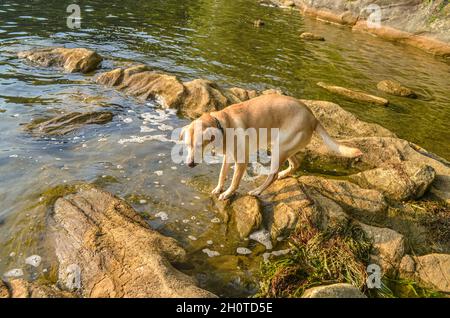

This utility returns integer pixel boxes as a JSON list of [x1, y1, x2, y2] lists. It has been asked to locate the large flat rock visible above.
[[48, 187, 215, 298]]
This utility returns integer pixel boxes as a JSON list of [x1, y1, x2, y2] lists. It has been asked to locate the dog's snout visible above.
[[187, 161, 197, 168]]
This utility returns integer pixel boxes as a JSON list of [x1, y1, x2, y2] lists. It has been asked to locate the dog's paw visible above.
[[247, 189, 261, 197], [211, 186, 223, 195], [218, 190, 233, 201]]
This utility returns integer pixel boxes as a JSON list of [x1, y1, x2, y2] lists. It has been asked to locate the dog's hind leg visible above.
[[248, 152, 289, 196], [277, 153, 303, 180]]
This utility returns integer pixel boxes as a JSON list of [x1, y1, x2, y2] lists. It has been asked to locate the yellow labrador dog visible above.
[[180, 94, 362, 200]]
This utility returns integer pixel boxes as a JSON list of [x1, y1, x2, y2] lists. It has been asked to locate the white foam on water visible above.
[[236, 247, 252, 255], [202, 248, 220, 257], [157, 123, 174, 131], [25, 255, 42, 267], [155, 212, 168, 221], [4, 268, 24, 278], [210, 217, 221, 223], [118, 135, 173, 144], [140, 126, 156, 133], [141, 111, 170, 123], [249, 229, 273, 250], [123, 117, 133, 124]]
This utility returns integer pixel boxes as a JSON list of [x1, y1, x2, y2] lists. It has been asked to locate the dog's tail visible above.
[[315, 122, 363, 158]]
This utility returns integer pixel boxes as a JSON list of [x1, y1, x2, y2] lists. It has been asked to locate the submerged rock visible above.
[[18, 47, 102, 73], [302, 283, 366, 298], [253, 19, 265, 27], [25, 111, 113, 136], [300, 32, 325, 41], [317, 82, 389, 106], [49, 187, 215, 298], [25, 255, 42, 268], [377, 80, 417, 98], [350, 162, 436, 201]]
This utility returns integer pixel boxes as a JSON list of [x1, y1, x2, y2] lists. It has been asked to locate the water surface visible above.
[[0, 0, 449, 296]]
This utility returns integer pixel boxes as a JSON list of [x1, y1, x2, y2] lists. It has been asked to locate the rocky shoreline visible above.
[[2, 47, 448, 298], [266, 0, 450, 57]]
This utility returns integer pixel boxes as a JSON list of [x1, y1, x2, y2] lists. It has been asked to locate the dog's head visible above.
[[179, 113, 222, 168]]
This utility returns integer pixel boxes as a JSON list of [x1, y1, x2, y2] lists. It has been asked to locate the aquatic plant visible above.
[[256, 216, 372, 297]]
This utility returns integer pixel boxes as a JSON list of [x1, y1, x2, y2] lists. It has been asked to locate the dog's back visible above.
[[217, 94, 317, 132]]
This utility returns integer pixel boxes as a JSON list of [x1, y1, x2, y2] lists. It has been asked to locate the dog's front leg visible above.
[[212, 155, 231, 195], [218, 163, 247, 200]]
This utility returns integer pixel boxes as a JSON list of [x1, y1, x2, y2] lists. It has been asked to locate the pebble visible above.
[[3, 268, 24, 278], [154, 170, 163, 176], [202, 248, 220, 257], [206, 240, 213, 245], [25, 255, 42, 267], [236, 247, 252, 255], [139, 199, 147, 204], [188, 235, 197, 241], [249, 229, 273, 250]]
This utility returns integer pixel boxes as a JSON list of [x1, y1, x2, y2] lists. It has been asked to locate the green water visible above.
[[0, 0, 449, 297]]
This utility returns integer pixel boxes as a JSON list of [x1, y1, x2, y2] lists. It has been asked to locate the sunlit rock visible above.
[[18, 47, 102, 73]]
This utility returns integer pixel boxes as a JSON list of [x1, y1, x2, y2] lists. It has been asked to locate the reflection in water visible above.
[[0, 0, 449, 296]]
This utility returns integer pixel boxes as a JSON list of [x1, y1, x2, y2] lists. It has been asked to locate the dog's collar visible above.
[[212, 116, 224, 135]]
